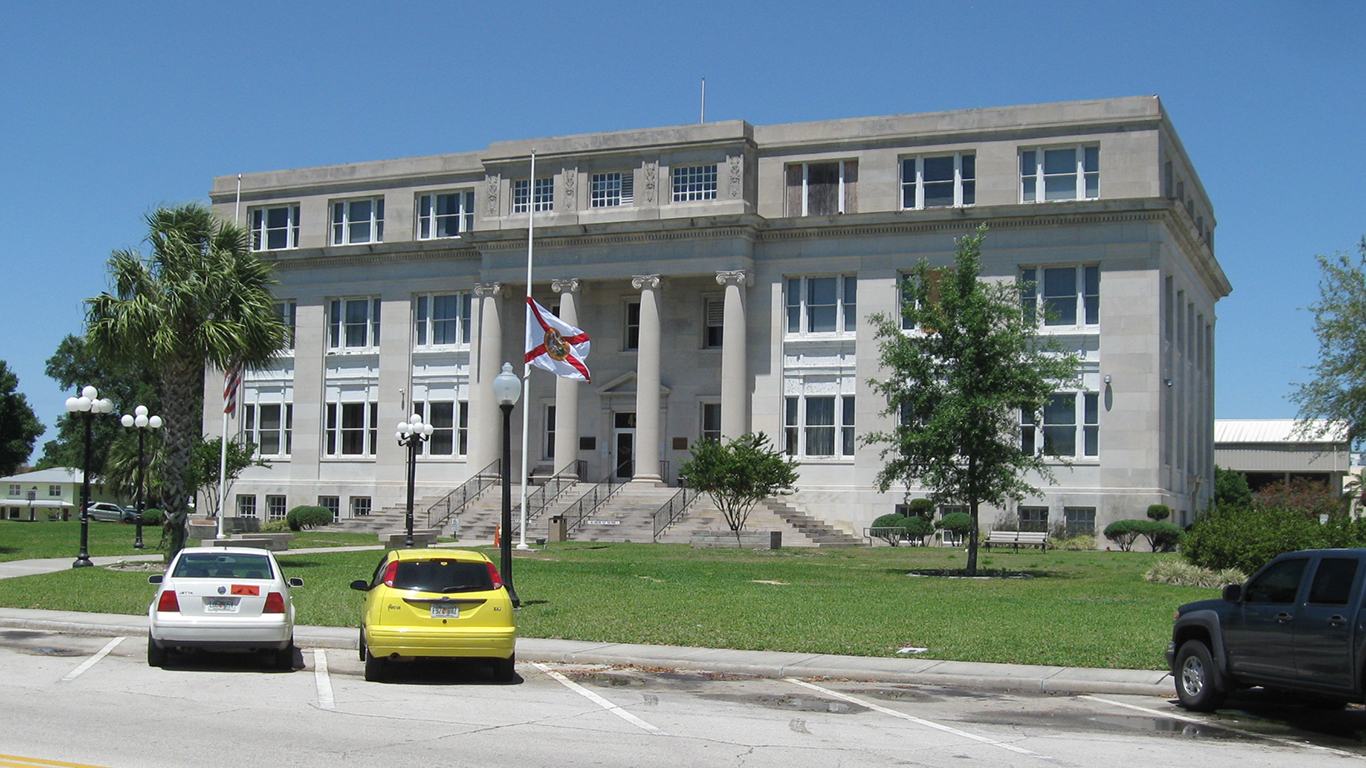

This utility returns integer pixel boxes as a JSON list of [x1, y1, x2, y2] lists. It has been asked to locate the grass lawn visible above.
[[0, 519, 154, 561], [0, 540, 1209, 670]]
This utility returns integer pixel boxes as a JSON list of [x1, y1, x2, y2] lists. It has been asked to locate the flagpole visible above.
[[517, 151, 535, 550], [218, 175, 243, 540]]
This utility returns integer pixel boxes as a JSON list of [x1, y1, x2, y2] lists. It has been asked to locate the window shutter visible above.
[[620, 171, 634, 205], [706, 297, 725, 326], [786, 165, 803, 217], [843, 160, 858, 214]]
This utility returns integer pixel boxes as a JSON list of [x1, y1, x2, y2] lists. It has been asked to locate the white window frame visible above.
[[274, 301, 296, 351], [414, 292, 472, 348], [331, 197, 385, 245], [325, 401, 379, 457], [350, 496, 371, 518], [590, 172, 633, 208], [417, 190, 475, 239], [328, 297, 382, 350], [244, 403, 293, 458], [1020, 145, 1099, 202], [413, 400, 464, 457], [623, 300, 640, 351], [700, 402, 721, 444], [672, 165, 718, 202], [512, 178, 554, 213], [7, 484, 18, 496], [236, 494, 258, 519], [48, 485, 61, 497], [1018, 506, 1049, 532], [1020, 265, 1099, 329], [1064, 506, 1096, 536], [1021, 392, 1099, 459], [784, 394, 855, 459], [785, 275, 857, 336], [266, 495, 287, 522], [250, 204, 301, 251], [319, 495, 340, 523], [703, 296, 724, 349], [901, 153, 975, 209], [789, 160, 856, 216]]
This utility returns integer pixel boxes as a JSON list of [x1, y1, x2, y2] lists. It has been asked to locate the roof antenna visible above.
[[700, 77, 706, 124]]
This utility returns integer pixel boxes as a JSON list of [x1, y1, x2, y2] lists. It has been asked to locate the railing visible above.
[[651, 484, 699, 541], [560, 461, 632, 534], [512, 460, 586, 537], [425, 458, 500, 532]]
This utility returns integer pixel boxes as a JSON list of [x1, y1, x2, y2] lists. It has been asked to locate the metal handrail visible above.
[[651, 485, 699, 541], [425, 458, 500, 531], [512, 460, 587, 537], [561, 461, 632, 533]]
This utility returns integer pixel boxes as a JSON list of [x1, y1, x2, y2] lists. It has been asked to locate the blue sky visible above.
[[2, 1, 1363, 461]]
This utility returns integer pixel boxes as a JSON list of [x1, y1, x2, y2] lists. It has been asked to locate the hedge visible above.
[[286, 505, 332, 531]]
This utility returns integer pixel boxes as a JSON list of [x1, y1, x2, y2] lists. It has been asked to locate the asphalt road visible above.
[[0, 629, 1362, 768]]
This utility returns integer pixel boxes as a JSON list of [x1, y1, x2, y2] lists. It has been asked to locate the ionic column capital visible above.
[[631, 274, 662, 291], [551, 278, 582, 294], [715, 270, 751, 287], [474, 282, 503, 297]]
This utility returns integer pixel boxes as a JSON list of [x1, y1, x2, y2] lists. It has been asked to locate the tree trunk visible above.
[[966, 499, 980, 576], [159, 356, 202, 559]]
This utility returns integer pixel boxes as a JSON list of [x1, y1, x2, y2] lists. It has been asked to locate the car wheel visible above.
[[147, 635, 167, 668], [358, 627, 367, 662], [491, 653, 516, 683], [1174, 640, 1225, 712], [364, 648, 386, 683]]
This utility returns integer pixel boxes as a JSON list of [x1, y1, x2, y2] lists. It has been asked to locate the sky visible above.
[[2, 0, 1363, 462]]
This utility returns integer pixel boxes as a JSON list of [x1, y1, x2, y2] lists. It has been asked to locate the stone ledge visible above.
[[691, 530, 782, 550]]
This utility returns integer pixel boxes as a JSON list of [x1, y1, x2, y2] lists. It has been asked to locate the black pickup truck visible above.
[[1167, 548, 1366, 711]]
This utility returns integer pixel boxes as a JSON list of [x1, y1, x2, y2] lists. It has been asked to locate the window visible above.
[[786, 160, 857, 216], [701, 403, 721, 444], [902, 153, 975, 209], [1019, 506, 1049, 532], [48, 485, 61, 497], [899, 270, 946, 331], [1064, 507, 1096, 536], [1021, 146, 1099, 202], [1022, 393, 1099, 458], [1020, 266, 1099, 327], [786, 276, 857, 335], [414, 293, 471, 347], [266, 495, 287, 522], [326, 402, 379, 456], [672, 165, 718, 202], [250, 204, 301, 251], [544, 405, 556, 460], [784, 395, 855, 458], [703, 297, 724, 348], [624, 301, 640, 351], [328, 298, 381, 349], [245, 403, 292, 457], [319, 496, 340, 524], [274, 301, 296, 349], [417, 191, 474, 238], [331, 197, 384, 245], [1244, 558, 1307, 604], [413, 401, 461, 456], [350, 496, 371, 518], [590, 172, 633, 208], [1308, 558, 1359, 605], [236, 494, 257, 519], [512, 178, 554, 213], [7, 484, 18, 496]]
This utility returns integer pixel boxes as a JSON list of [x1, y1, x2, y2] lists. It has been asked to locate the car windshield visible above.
[[173, 553, 274, 580], [393, 559, 493, 593]]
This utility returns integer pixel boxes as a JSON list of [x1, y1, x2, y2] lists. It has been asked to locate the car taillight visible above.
[[263, 592, 286, 613], [156, 590, 180, 613], [381, 560, 399, 588], [485, 562, 504, 590]]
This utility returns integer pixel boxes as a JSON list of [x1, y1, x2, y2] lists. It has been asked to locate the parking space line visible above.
[[786, 679, 1054, 761], [59, 637, 125, 683], [532, 663, 666, 736], [0, 754, 117, 768], [313, 649, 334, 710], [1081, 695, 1359, 758]]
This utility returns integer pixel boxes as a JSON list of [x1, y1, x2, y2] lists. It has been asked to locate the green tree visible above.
[[678, 432, 799, 547], [865, 227, 1080, 575], [1291, 237, 1366, 443], [0, 361, 44, 476], [1213, 466, 1253, 509], [86, 204, 286, 557], [187, 436, 268, 520]]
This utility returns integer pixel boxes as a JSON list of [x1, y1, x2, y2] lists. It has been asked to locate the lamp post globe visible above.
[[67, 386, 114, 568], [121, 404, 161, 550], [493, 363, 521, 607], [396, 412, 434, 548]]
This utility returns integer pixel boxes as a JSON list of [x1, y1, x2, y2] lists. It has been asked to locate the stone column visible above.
[[632, 274, 663, 484], [716, 270, 749, 440], [468, 282, 503, 471], [551, 278, 582, 478]]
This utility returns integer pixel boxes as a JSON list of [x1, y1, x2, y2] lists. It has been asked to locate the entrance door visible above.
[[613, 412, 636, 479]]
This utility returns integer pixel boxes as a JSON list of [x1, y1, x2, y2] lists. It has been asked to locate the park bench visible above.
[[983, 530, 1048, 551]]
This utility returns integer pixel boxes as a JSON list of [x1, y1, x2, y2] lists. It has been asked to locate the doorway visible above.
[[613, 412, 636, 479]]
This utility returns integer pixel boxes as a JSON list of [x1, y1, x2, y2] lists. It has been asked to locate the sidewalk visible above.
[[0, 553, 1175, 698]]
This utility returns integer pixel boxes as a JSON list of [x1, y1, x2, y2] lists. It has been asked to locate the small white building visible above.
[[0, 467, 112, 520]]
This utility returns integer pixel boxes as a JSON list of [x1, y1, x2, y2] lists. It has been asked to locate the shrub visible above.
[[1181, 504, 1342, 574], [1144, 556, 1246, 589], [1052, 535, 1096, 551], [140, 508, 164, 526], [903, 515, 935, 538], [1133, 520, 1183, 552], [939, 512, 973, 534], [1146, 504, 1171, 521], [286, 505, 332, 531], [1254, 477, 1342, 520], [906, 498, 935, 518], [1214, 466, 1252, 508], [1103, 519, 1143, 552], [871, 514, 912, 546], [260, 520, 292, 533]]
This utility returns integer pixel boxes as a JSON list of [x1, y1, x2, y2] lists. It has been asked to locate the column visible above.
[[552, 279, 583, 478], [468, 282, 503, 472], [632, 274, 662, 484], [716, 270, 749, 440]]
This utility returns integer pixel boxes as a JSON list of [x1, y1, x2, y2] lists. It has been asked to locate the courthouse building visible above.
[[206, 95, 1227, 539]]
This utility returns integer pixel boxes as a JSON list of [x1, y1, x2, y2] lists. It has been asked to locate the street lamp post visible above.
[[121, 405, 162, 550], [65, 386, 114, 568], [395, 412, 434, 548], [492, 363, 521, 607]]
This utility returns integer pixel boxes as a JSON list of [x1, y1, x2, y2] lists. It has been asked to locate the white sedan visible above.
[[147, 546, 303, 669]]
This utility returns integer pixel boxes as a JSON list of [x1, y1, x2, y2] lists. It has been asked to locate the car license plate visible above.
[[204, 597, 239, 613], [431, 604, 460, 619]]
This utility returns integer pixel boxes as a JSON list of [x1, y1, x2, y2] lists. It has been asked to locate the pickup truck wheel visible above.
[[1175, 640, 1226, 712]]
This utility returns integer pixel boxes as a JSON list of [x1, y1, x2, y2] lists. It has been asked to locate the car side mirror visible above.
[[350, 580, 370, 592], [288, 577, 304, 587], [148, 575, 163, 585], [1221, 583, 1242, 603]]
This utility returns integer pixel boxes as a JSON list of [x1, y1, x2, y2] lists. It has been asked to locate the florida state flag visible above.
[[525, 298, 591, 382]]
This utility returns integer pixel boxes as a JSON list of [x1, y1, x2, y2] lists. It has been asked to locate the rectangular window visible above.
[[701, 403, 721, 444], [1023, 393, 1099, 458], [901, 270, 947, 331], [250, 204, 301, 251], [704, 297, 724, 348], [1019, 506, 1049, 532], [414, 293, 472, 347], [274, 301, 296, 349], [245, 403, 292, 457], [413, 401, 457, 457], [1064, 506, 1096, 536], [350, 496, 371, 518], [672, 165, 718, 202], [417, 191, 475, 238], [512, 178, 554, 213], [1020, 266, 1099, 327], [544, 405, 556, 460], [319, 496, 340, 524], [902, 153, 975, 209], [266, 495, 287, 522], [785, 275, 857, 335], [786, 160, 858, 216], [331, 197, 385, 245], [624, 301, 640, 351], [48, 485, 61, 497], [328, 298, 381, 349], [458, 401, 469, 456], [7, 484, 18, 496], [1021, 146, 1099, 202], [236, 494, 257, 519], [784, 394, 855, 458], [326, 401, 379, 457], [1308, 558, 1359, 605], [590, 172, 633, 208]]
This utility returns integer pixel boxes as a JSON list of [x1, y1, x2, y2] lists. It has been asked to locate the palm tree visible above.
[[87, 203, 286, 555]]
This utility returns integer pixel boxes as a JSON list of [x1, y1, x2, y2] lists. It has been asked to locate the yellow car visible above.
[[350, 548, 516, 682]]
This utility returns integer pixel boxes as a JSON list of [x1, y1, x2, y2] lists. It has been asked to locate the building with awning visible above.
[[1213, 419, 1350, 493], [0, 467, 118, 521]]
